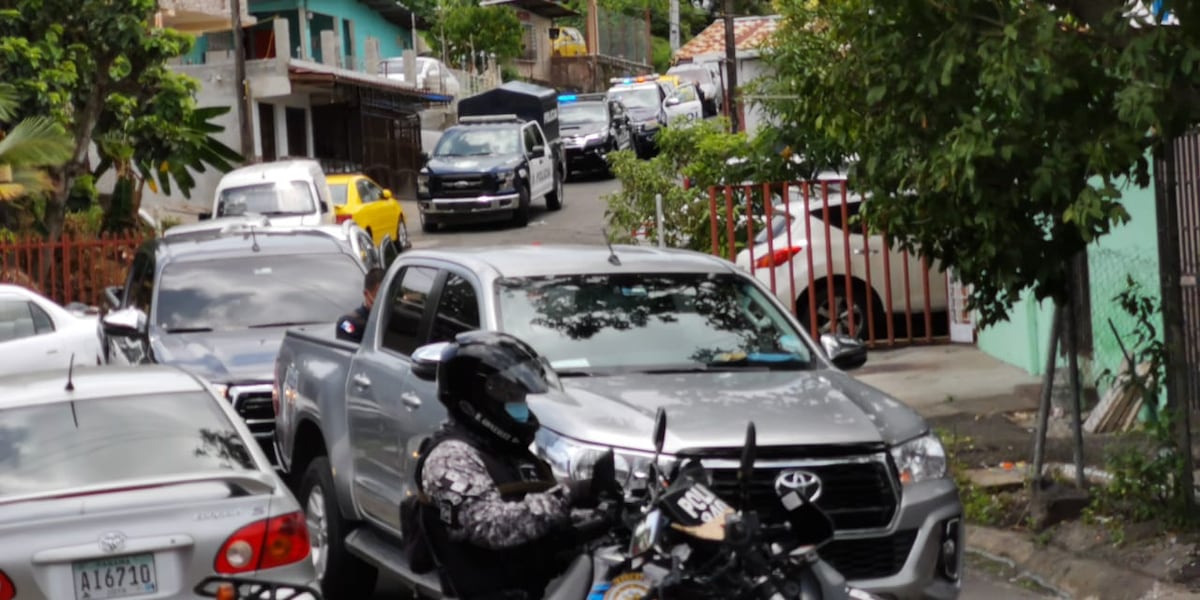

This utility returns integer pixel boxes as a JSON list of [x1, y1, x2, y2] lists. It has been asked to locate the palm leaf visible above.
[[0, 117, 73, 167], [0, 165, 55, 202], [0, 84, 19, 123]]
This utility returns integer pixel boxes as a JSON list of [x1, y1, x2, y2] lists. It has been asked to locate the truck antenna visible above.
[[602, 228, 621, 266]]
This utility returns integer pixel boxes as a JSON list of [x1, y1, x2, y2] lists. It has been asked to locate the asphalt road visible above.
[[374, 175, 1051, 599]]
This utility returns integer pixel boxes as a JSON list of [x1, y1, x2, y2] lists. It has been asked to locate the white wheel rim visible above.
[[306, 487, 329, 579]]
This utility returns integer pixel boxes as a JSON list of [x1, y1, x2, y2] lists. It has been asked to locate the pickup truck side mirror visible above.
[[664, 97, 681, 107], [420, 151, 431, 164], [102, 307, 149, 339], [820, 333, 868, 370], [412, 341, 452, 381], [382, 188, 394, 200], [104, 286, 124, 310]]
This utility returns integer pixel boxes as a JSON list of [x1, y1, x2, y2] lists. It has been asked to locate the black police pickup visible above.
[[558, 92, 634, 178], [605, 75, 669, 159], [417, 81, 566, 231]]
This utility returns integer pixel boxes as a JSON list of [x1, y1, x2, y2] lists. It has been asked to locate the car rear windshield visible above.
[[497, 273, 813, 371], [156, 253, 365, 332], [329, 183, 349, 206], [0, 391, 256, 499], [218, 180, 316, 217]]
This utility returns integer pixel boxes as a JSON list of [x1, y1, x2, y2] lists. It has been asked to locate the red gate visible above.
[[706, 179, 951, 348]]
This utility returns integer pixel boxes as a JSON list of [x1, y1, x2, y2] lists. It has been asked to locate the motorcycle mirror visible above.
[[653, 407, 667, 455], [738, 421, 756, 510]]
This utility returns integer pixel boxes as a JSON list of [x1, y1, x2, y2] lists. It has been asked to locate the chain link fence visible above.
[[1086, 246, 1163, 398], [597, 6, 649, 64]]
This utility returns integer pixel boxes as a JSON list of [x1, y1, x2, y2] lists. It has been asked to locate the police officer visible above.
[[335, 267, 384, 343], [415, 330, 617, 600]]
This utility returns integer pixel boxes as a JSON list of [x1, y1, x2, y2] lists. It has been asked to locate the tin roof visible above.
[[674, 15, 781, 62]]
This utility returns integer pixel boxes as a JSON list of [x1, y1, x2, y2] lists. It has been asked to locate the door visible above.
[[354, 177, 394, 245], [664, 84, 703, 125], [0, 298, 63, 377], [108, 250, 154, 365], [346, 264, 438, 533], [524, 124, 554, 198], [609, 101, 632, 150]]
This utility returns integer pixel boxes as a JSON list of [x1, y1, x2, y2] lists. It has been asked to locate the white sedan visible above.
[[0, 284, 103, 377]]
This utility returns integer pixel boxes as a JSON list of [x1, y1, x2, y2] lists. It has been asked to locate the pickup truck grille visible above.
[[703, 453, 903, 581], [432, 175, 497, 198], [229, 384, 276, 464]]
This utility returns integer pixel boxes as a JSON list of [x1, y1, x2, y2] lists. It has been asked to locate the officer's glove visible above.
[[565, 450, 618, 508]]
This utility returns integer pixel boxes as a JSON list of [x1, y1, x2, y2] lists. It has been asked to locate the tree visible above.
[[0, 83, 72, 202], [427, 0, 523, 66], [753, 0, 1199, 327], [0, 0, 236, 240]]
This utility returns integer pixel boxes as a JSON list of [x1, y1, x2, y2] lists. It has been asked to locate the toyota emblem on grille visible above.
[[774, 469, 822, 502], [98, 531, 127, 553]]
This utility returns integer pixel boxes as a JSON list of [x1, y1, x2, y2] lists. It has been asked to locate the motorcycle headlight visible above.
[[417, 173, 430, 194], [534, 428, 671, 486], [890, 433, 948, 485], [497, 170, 517, 191]]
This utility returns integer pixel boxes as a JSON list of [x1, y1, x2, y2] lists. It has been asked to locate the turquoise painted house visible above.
[[976, 162, 1164, 402], [248, 0, 419, 67]]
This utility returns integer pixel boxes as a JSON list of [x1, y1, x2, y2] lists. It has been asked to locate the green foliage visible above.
[[603, 149, 701, 248], [0, 83, 73, 202], [652, 37, 673, 73], [752, 0, 1200, 326], [0, 0, 238, 239], [428, 0, 523, 65], [938, 428, 1015, 526], [1090, 278, 1195, 527]]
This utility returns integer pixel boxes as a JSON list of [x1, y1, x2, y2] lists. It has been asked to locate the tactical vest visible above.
[[412, 429, 566, 599]]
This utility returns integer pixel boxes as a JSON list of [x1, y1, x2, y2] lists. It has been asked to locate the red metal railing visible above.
[[708, 179, 952, 348], [0, 233, 143, 309]]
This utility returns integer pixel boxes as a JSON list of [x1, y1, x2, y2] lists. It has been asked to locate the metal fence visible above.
[[1, 233, 143, 309], [701, 180, 952, 348], [597, 6, 649, 64]]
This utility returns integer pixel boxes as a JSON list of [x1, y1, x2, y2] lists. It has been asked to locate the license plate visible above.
[[72, 553, 158, 599]]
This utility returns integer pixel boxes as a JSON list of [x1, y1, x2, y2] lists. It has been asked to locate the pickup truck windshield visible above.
[[434, 127, 520, 157], [608, 86, 660, 110], [218, 180, 317, 217], [560, 103, 608, 126], [156, 254, 364, 332], [0, 391, 255, 499], [496, 273, 814, 372]]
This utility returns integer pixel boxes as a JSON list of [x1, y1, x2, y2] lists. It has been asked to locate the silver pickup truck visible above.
[[272, 244, 964, 600]]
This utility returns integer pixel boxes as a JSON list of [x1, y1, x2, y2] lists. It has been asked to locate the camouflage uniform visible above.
[[421, 439, 573, 549]]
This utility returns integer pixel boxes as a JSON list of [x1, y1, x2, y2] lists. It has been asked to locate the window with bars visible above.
[[519, 23, 537, 61]]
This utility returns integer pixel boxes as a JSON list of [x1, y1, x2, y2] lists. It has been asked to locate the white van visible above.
[[210, 159, 335, 226]]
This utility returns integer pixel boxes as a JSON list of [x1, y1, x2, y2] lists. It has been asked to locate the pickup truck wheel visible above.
[[545, 170, 564, 211], [512, 185, 531, 227], [300, 456, 378, 599], [419, 210, 438, 234]]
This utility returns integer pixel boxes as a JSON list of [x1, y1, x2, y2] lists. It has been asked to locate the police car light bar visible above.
[[608, 73, 662, 85], [558, 94, 578, 102], [459, 114, 523, 124]]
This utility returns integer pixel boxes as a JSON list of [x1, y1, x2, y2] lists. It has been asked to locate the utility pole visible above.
[[230, 0, 255, 159], [586, 0, 599, 55], [723, 0, 739, 133], [669, 0, 680, 51]]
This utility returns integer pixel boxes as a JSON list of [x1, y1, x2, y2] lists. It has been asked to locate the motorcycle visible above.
[[193, 575, 323, 600], [543, 408, 885, 600]]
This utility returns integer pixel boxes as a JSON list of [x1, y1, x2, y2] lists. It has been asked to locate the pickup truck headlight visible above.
[[417, 173, 430, 194], [497, 170, 517, 191], [582, 132, 605, 145], [534, 428, 671, 486], [890, 433, 948, 485]]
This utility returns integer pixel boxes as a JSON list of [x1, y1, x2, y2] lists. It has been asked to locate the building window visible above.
[[520, 23, 537, 61], [285, 107, 308, 157], [258, 103, 277, 161]]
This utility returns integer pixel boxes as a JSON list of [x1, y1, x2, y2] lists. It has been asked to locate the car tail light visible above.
[[755, 246, 804, 269], [0, 570, 14, 600], [335, 213, 353, 224], [215, 511, 311, 574]]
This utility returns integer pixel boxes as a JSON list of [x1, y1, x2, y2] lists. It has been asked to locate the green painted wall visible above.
[[978, 163, 1162, 399], [249, 0, 413, 67]]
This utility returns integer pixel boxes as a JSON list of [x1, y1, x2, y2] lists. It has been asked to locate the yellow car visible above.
[[326, 173, 410, 250], [552, 26, 588, 57]]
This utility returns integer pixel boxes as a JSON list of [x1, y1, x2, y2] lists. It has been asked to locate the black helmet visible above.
[[436, 330, 553, 449]]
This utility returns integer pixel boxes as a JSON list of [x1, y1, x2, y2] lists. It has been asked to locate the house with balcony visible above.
[[138, 0, 450, 219]]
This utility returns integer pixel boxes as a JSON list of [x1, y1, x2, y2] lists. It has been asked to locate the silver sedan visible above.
[[0, 365, 318, 599]]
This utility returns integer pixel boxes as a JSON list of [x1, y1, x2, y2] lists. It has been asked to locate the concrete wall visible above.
[[977, 164, 1162, 400], [513, 10, 554, 83]]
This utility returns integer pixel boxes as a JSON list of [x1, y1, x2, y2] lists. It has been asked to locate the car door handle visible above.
[[401, 392, 422, 411], [46, 348, 58, 355], [351, 373, 372, 390]]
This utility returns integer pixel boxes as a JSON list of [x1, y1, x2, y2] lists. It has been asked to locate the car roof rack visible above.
[[459, 115, 523, 125]]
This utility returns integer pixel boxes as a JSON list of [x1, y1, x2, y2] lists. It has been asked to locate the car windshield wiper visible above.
[[554, 368, 597, 378], [247, 320, 325, 329], [164, 326, 214, 333]]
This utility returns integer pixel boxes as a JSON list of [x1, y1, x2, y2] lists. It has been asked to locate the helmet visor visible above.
[[484, 357, 551, 406]]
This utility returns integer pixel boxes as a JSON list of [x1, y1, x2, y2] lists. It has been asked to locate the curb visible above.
[[967, 526, 1199, 599]]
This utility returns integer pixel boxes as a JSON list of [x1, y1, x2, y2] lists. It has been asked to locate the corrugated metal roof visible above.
[[674, 15, 781, 62]]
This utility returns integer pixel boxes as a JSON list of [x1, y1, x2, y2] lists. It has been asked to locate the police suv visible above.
[[605, 75, 670, 158]]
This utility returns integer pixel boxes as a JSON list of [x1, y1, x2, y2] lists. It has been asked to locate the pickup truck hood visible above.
[[531, 369, 926, 454], [425, 155, 522, 175], [150, 326, 299, 385]]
